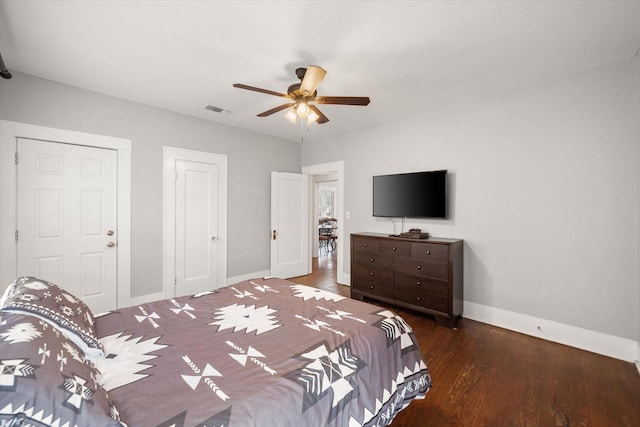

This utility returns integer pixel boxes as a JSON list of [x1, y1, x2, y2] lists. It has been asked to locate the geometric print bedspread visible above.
[[93, 278, 431, 427]]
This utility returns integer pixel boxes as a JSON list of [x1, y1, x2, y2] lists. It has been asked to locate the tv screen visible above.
[[373, 170, 447, 218]]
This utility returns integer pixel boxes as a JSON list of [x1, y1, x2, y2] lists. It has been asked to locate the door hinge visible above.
[[14, 152, 18, 164], [174, 277, 177, 287], [14, 230, 18, 241]]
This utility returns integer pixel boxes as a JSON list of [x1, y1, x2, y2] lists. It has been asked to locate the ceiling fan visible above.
[[233, 65, 370, 124]]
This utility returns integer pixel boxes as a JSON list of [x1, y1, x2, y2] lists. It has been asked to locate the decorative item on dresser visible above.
[[350, 232, 463, 327]]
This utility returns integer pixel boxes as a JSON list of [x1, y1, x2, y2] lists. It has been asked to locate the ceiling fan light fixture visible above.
[[285, 109, 298, 123], [296, 102, 310, 117], [308, 111, 319, 123]]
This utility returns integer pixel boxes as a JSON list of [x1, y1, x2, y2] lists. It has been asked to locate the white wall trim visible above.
[[464, 301, 638, 362], [0, 120, 132, 308], [105, 253, 267, 304], [127, 291, 166, 307], [302, 161, 346, 284], [163, 146, 228, 299], [227, 270, 271, 286]]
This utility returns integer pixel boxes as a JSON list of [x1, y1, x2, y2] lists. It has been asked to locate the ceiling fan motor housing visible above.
[[295, 67, 307, 80], [287, 83, 301, 95]]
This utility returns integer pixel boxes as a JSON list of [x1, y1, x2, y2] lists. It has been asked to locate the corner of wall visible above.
[[636, 47, 640, 369]]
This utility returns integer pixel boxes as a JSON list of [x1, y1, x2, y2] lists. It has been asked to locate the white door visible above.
[[174, 159, 221, 296], [270, 172, 309, 278], [16, 138, 117, 313]]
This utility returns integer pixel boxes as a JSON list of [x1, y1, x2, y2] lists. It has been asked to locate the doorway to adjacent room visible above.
[[301, 161, 345, 284]]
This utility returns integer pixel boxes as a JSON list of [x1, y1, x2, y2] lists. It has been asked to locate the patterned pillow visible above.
[[0, 276, 104, 359], [0, 312, 126, 426]]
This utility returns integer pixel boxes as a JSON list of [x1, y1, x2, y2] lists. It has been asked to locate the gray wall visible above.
[[303, 57, 639, 342], [637, 53, 640, 351], [0, 72, 300, 297]]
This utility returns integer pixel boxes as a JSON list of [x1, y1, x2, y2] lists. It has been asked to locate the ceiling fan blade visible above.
[[233, 83, 291, 98], [257, 103, 295, 117], [316, 96, 370, 106], [299, 65, 327, 96], [309, 105, 329, 124]]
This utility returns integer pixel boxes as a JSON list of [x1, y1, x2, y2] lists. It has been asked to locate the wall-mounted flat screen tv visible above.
[[373, 170, 447, 218]]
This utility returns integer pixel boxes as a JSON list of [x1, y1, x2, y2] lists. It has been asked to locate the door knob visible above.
[[273, 230, 277, 240], [107, 242, 115, 248], [211, 236, 217, 241], [107, 230, 114, 236]]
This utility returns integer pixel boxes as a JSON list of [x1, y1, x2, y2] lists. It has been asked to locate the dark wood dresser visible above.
[[350, 232, 463, 327]]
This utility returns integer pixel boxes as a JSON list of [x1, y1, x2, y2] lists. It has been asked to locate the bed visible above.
[[0, 276, 431, 426]]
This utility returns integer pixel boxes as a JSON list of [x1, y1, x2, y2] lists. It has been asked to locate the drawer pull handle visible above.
[[417, 265, 422, 270], [364, 243, 368, 247], [416, 281, 421, 286], [426, 250, 431, 255], [369, 285, 375, 289], [417, 297, 422, 301], [370, 272, 375, 276], [392, 247, 396, 251], [370, 258, 375, 262]]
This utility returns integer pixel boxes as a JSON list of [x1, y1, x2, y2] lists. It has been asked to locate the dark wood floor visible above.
[[294, 254, 640, 426]]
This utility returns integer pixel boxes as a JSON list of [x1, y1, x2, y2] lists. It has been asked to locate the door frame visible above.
[[0, 120, 132, 306], [163, 146, 228, 298], [302, 161, 345, 284]]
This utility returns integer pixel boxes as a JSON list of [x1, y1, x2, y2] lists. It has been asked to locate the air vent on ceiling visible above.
[[206, 105, 231, 115]]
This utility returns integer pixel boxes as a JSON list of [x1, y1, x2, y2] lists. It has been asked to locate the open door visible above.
[[270, 172, 309, 278]]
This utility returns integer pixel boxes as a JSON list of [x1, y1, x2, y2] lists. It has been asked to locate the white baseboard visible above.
[[228, 270, 350, 287], [464, 301, 638, 363], [123, 291, 166, 308], [226, 270, 271, 286], [121, 272, 270, 309]]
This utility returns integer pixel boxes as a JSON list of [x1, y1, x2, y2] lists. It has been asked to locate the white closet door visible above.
[[174, 159, 220, 296], [16, 138, 118, 313]]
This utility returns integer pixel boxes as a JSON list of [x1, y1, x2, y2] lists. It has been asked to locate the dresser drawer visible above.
[[395, 257, 449, 280], [351, 263, 394, 282], [352, 251, 394, 270], [379, 240, 410, 257], [352, 237, 379, 254], [350, 233, 463, 328], [394, 275, 449, 313], [352, 277, 394, 299], [410, 243, 449, 263], [394, 272, 447, 289]]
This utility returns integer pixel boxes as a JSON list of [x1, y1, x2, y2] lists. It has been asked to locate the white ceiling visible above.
[[1, 1, 639, 143]]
